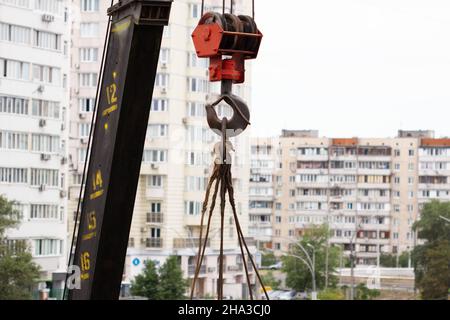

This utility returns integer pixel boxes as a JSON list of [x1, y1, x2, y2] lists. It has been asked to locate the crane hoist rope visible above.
[[190, 0, 269, 300]]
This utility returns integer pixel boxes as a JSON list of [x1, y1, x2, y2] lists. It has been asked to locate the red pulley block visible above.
[[191, 12, 263, 84]]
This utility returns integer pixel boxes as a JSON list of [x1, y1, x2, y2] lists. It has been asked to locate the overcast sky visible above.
[[250, 0, 450, 138]]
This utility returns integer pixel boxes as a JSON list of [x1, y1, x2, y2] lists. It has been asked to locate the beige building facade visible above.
[[251, 130, 441, 266]]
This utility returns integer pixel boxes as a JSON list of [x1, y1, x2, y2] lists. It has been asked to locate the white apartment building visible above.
[[68, 0, 255, 299], [0, 0, 70, 295]]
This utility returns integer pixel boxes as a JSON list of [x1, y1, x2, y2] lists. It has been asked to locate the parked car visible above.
[[266, 290, 283, 300], [267, 261, 283, 270], [278, 290, 297, 300]]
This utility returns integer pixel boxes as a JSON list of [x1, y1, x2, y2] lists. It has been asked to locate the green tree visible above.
[[354, 283, 380, 300], [0, 195, 40, 300], [380, 252, 410, 268], [130, 259, 160, 299], [261, 252, 277, 267], [412, 200, 450, 300], [282, 224, 341, 292], [260, 271, 281, 290], [158, 256, 188, 300], [318, 288, 345, 300]]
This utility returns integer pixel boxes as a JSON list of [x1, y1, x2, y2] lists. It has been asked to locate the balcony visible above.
[[227, 264, 244, 272], [173, 238, 210, 249], [145, 238, 163, 248], [146, 212, 163, 224], [184, 214, 203, 226]]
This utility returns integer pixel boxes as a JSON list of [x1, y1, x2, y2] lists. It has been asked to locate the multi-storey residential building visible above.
[[68, 0, 255, 298], [263, 130, 434, 266], [249, 137, 279, 250], [0, 0, 70, 295]]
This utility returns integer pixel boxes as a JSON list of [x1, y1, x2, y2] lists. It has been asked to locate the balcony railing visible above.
[[146, 212, 163, 223], [145, 238, 163, 248], [173, 238, 210, 249]]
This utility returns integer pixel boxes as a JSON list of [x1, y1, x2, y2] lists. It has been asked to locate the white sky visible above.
[[250, 0, 450, 138]]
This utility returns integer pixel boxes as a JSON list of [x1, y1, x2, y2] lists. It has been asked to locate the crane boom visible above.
[[68, 0, 172, 300]]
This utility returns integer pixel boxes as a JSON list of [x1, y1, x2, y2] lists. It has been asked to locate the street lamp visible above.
[[306, 243, 317, 300]]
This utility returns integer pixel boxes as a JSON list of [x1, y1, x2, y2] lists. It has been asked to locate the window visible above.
[[35, 0, 63, 14], [151, 99, 167, 112], [150, 202, 161, 213], [409, 149, 415, 156], [142, 149, 167, 163], [0, 167, 28, 183], [31, 134, 60, 153], [408, 177, 414, 185], [187, 52, 209, 68], [79, 48, 98, 62], [0, 96, 28, 115], [0, 23, 31, 44], [185, 201, 201, 215], [30, 204, 59, 219], [31, 99, 60, 118], [33, 64, 60, 84], [155, 73, 169, 87], [394, 149, 400, 157], [150, 228, 161, 238], [34, 30, 61, 50], [189, 3, 201, 18], [147, 124, 168, 138], [34, 239, 62, 256], [80, 22, 99, 37], [79, 98, 95, 112], [188, 77, 208, 93], [159, 48, 169, 64], [0, 58, 30, 80], [187, 102, 206, 117], [185, 176, 207, 192], [78, 148, 87, 163], [0, 131, 28, 150], [185, 151, 211, 166], [0, 0, 30, 8], [81, 0, 99, 12], [147, 175, 163, 188], [79, 123, 90, 138], [30, 168, 59, 186], [79, 72, 97, 87]]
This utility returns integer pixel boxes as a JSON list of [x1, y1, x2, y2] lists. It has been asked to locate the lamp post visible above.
[[306, 243, 317, 300]]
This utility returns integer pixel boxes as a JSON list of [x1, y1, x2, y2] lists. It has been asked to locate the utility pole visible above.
[[307, 243, 317, 300]]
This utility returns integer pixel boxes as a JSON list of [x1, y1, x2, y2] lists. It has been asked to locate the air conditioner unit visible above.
[[42, 14, 55, 22], [60, 190, 67, 198], [39, 184, 46, 192], [79, 113, 87, 119], [151, 163, 159, 170], [140, 227, 147, 233], [140, 238, 146, 244], [39, 119, 47, 127], [182, 117, 188, 125], [61, 123, 66, 131], [61, 157, 67, 165], [80, 137, 88, 144], [161, 62, 167, 69], [74, 64, 80, 69], [40, 153, 51, 161], [37, 85, 45, 93], [74, 89, 80, 95], [161, 87, 167, 94]]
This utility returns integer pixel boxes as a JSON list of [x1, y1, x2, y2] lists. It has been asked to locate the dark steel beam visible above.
[[69, 0, 172, 300]]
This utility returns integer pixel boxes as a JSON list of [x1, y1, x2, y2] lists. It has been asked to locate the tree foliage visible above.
[[130, 259, 160, 299], [158, 256, 188, 300], [130, 256, 188, 300], [260, 271, 281, 290], [412, 200, 450, 300], [0, 195, 40, 300], [261, 252, 277, 267], [282, 224, 341, 292], [379, 252, 410, 268]]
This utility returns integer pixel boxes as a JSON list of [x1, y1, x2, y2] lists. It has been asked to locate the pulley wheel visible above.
[[223, 13, 243, 50], [238, 15, 258, 52]]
